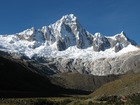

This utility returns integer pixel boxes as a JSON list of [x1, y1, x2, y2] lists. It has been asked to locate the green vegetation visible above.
[[0, 93, 139, 105], [94, 93, 140, 105], [0, 96, 100, 105]]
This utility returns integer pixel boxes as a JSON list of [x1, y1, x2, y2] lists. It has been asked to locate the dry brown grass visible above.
[[90, 73, 140, 98]]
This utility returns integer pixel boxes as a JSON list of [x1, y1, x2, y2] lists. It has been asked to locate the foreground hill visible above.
[[90, 72, 140, 98]]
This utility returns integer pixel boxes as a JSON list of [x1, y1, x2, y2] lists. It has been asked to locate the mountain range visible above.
[[0, 14, 140, 97], [0, 14, 137, 56]]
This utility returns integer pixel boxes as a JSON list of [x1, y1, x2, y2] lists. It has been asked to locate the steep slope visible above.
[[93, 31, 136, 52], [0, 54, 93, 97], [0, 55, 59, 97], [15, 14, 92, 51], [41, 14, 92, 50]]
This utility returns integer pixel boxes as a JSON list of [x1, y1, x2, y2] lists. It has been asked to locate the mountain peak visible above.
[[120, 31, 127, 37], [120, 31, 125, 34], [49, 14, 78, 31], [94, 32, 102, 38], [61, 14, 77, 22], [113, 31, 128, 40], [0, 14, 137, 54]]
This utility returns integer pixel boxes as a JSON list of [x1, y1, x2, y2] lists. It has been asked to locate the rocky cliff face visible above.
[[92, 32, 136, 52], [42, 14, 92, 50], [17, 14, 92, 51]]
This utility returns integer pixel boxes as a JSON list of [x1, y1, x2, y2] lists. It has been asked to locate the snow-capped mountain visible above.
[[16, 14, 92, 51], [0, 14, 139, 75], [41, 14, 92, 50], [0, 14, 137, 58]]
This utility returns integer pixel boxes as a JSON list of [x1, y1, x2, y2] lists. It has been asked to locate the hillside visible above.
[[90, 72, 140, 98], [0, 55, 91, 98], [0, 55, 60, 97]]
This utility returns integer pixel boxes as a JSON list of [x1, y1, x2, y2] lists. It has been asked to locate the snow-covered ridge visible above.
[[0, 14, 138, 61]]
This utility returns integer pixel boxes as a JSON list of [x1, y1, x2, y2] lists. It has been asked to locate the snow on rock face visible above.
[[17, 27, 35, 41], [106, 31, 137, 52], [93, 33, 110, 51], [42, 14, 92, 50], [0, 14, 138, 60]]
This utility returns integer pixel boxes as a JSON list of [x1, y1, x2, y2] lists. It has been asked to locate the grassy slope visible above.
[[90, 72, 140, 98]]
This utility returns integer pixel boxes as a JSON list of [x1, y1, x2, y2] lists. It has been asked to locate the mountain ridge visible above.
[[0, 14, 139, 76], [0, 14, 137, 52], [16, 14, 136, 52]]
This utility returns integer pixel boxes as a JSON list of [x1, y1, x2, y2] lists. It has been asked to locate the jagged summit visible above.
[[16, 14, 137, 51], [61, 14, 77, 22], [120, 31, 125, 35], [115, 31, 127, 39], [18, 27, 35, 40], [40, 14, 92, 50], [94, 32, 102, 37]]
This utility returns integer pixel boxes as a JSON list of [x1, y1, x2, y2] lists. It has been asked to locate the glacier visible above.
[[0, 14, 139, 76]]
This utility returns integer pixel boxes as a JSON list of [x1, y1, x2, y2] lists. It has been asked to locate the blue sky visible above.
[[0, 0, 140, 44]]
